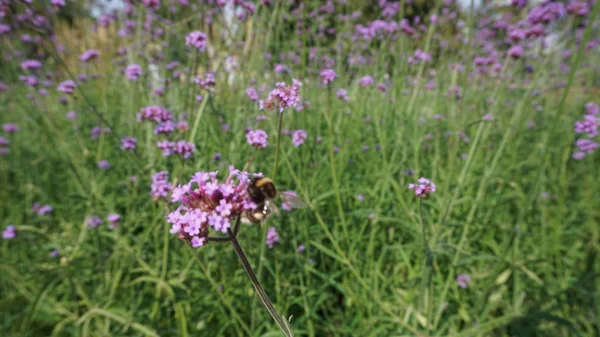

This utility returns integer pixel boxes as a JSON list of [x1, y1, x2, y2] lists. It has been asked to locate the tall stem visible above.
[[227, 228, 294, 337], [419, 198, 433, 335], [272, 112, 285, 180]]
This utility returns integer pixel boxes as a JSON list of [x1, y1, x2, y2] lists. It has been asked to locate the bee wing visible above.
[[280, 191, 307, 209], [264, 198, 281, 216]]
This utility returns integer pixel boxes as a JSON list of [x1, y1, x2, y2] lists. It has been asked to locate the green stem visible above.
[[418, 198, 433, 335], [272, 112, 284, 179], [228, 227, 294, 337]]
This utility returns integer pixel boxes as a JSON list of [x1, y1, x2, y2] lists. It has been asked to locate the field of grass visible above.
[[1, 1, 599, 336]]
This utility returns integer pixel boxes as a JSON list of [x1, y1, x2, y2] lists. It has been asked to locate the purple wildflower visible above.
[[125, 64, 142, 81], [246, 129, 268, 148], [2, 225, 16, 239], [457, 274, 471, 289], [98, 160, 111, 169], [138, 106, 173, 123], [37, 205, 53, 215], [120, 137, 137, 150], [266, 227, 280, 248], [167, 167, 257, 247], [173, 140, 196, 158], [142, 0, 160, 10], [2, 123, 19, 133], [185, 31, 208, 51], [320, 69, 337, 84], [408, 177, 436, 198], [336, 88, 350, 101], [80, 49, 100, 62], [151, 171, 173, 200], [246, 87, 259, 101], [107, 213, 120, 229], [359, 76, 374, 87], [21, 59, 42, 70], [87, 216, 103, 228], [292, 130, 307, 147], [263, 79, 302, 113], [57, 80, 76, 94]]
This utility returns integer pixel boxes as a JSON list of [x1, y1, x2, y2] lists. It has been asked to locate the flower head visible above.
[[263, 79, 302, 113], [87, 216, 103, 228], [57, 80, 76, 94], [167, 167, 256, 248], [292, 130, 307, 147], [80, 49, 100, 62], [320, 69, 337, 84], [107, 213, 120, 229], [2, 225, 16, 240], [185, 31, 208, 51], [266, 227, 280, 248], [98, 160, 110, 169], [120, 137, 137, 150], [246, 129, 268, 148], [457, 274, 471, 289], [125, 64, 142, 81], [151, 171, 173, 200], [408, 177, 436, 198], [2, 123, 19, 133]]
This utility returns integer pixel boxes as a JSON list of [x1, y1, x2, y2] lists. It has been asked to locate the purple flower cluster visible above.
[[266, 227, 280, 248], [137, 106, 173, 123], [57, 80, 76, 94], [167, 167, 258, 248], [91, 126, 111, 140], [120, 137, 137, 150], [320, 69, 337, 84], [246, 87, 259, 101], [32, 203, 53, 215], [573, 102, 599, 160], [262, 79, 302, 113], [457, 274, 472, 288], [87, 216, 103, 228], [185, 31, 208, 52], [21, 59, 42, 70], [292, 130, 307, 147], [125, 64, 142, 81], [246, 129, 268, 148], [80, 49, 100, 62], [2, 225, 16, 240], [0, 136, 9, 155], [151, 171, 173, 200], [2, 123, 19, 133], [336, 89, 350, 101], [408, 177, 436, 198], [157, 140, 196, 158]]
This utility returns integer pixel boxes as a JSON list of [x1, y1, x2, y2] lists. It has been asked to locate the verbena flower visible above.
[[246, 129, 268, 148], [98, 160, 111, 169], [2, 123, 19, 133], [359, 76, 374, 87], [151, 171, 173, 200], [87, 216, 103, 228], [457, 274, 471, 288], [125, 64, 142, 81], [138, 106, 173, 123], [120, 137, 137, 150], [21, 59, 42, 70], [320, 69, 337, 84], [266, 227, 280, 248], [336, 88, 350, 101], [80, 49, 100, 62], [185, 31, 208, 51], [167, 167, 257, 248], [142, 0, 160, 10], [292, 129, 307, 147], [57, 80, 76, 94], [408, 177, 436, 198], [107, 213, 120, 229], [2, 225, 16, 240], [263, 79, 302, 113]]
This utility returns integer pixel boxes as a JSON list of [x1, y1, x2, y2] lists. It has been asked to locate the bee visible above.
[[243, 176, 306, 224]]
